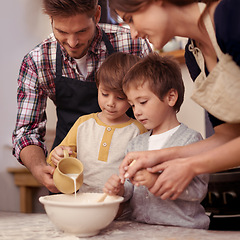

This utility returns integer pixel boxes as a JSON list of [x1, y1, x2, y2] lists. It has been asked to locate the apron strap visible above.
[[198, 2, 223, 59], [56, 43, 63, 78], [102, 29, 116, 55]]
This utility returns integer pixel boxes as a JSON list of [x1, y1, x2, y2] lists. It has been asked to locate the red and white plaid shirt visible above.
[[12, 23, 152, 162]]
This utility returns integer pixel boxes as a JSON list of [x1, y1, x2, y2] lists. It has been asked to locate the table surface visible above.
[[1, 211, 240, 240]]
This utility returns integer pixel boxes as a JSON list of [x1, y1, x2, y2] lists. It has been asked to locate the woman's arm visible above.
[[148, 133, 240, 200], [148, 123, 240, 199], [119, 123, 240, 199]]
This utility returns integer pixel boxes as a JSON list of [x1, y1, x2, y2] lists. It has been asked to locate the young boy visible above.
[[47, 52, 146, 193], [103, 53, 210, 229]]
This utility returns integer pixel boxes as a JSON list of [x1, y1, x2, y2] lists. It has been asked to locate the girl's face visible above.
[[117, 2, 172, 50]]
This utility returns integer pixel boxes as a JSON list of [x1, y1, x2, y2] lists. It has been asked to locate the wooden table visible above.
[[1, 211, 240, 240], [159, 49, 185, 64], [7, 167, 42, 213]]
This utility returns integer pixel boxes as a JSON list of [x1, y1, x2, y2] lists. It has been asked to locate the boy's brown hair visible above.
[[123, 52, 185, 112], [43, 0, 98, 17], [96, 52, 140, 98]]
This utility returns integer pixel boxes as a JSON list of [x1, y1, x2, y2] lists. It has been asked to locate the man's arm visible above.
[[12, 54, 49, 162], [20, 145, 59, 193]]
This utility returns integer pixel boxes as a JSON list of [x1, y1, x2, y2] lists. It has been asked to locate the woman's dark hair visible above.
[[123, 52, 185, 112], [109, 0, 218, 12], [43, 0, 98, 17], [109, 0, 218, 22]]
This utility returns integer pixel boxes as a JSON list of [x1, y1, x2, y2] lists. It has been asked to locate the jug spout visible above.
[[53, 151, 84, 194]]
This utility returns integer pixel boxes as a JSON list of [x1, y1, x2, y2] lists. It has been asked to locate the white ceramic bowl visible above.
[[39, 193, 123, 237]]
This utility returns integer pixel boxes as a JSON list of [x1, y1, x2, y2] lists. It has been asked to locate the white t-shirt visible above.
[[74, 54, 87, 78], [148, 125, 180, 150]]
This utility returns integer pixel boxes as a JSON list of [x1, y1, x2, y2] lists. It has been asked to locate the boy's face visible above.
[[125, 82, 178, 135], [52, 6, 101, 59], [98, 83, 130, 124]]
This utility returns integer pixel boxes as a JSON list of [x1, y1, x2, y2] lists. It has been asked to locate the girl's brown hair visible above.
[[123, 52, 185, 112], [96, 52, 140, 98], [43, 0, 98, 17]]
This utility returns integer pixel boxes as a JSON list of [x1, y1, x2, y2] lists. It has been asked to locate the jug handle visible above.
[[63, 149, 69, 158]]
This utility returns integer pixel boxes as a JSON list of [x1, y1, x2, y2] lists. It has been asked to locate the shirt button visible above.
[[107, 127, 112, 131], [103, 142, 107, 147]]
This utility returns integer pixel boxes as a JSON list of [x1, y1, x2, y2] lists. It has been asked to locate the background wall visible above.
[[0, 0, 52, 212], [0, 1, 205, 212]]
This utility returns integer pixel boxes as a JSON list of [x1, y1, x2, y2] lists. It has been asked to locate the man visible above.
[[12, 0, 151, 193]]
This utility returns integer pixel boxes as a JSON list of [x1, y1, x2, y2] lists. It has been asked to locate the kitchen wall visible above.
[[0, 0, 52, 212], [0, 1, 205, 212]]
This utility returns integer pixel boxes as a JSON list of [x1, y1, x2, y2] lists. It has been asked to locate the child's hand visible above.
[[131, 169, 159, 189], [103, 174, 124, 196], [50, 146, 73, 166]]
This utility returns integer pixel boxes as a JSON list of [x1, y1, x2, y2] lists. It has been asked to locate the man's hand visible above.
[[20, 145, 59, 193]]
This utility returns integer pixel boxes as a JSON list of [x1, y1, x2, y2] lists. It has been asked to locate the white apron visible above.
[[190, 3, 240, 123]]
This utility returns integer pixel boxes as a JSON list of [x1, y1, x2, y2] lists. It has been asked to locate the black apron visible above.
[[52, 30, 115, 149]]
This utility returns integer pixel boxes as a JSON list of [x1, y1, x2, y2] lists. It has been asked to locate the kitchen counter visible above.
[[1, 212, 240, 240], [159, 49, 185, 64]]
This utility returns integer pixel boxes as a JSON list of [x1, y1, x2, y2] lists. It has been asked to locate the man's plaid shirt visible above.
[[12, 23, 152, 162]]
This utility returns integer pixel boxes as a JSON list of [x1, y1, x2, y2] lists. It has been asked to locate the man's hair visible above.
[[42, 0, 98, 17], [96, 52, 140, 98], [123, 52, 185, 112]]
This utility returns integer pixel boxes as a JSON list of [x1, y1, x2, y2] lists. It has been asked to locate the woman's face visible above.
[[117, 2, 172, 50]]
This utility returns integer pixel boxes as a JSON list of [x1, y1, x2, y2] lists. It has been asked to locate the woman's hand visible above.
[[119, 148, 178, 183], [148, 157, 195, 200], [50, 146, 73, 166]]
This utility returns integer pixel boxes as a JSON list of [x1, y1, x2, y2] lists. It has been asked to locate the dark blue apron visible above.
[[52, 30, 115, 149]]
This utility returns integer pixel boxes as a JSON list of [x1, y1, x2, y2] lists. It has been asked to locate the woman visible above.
[[108, 0, 240, 200]]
